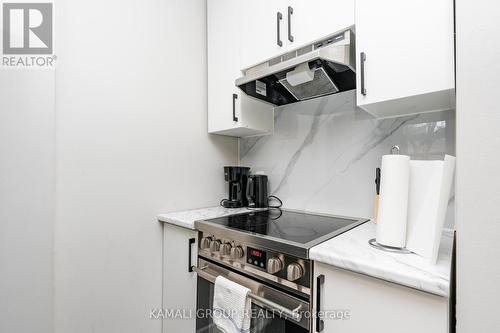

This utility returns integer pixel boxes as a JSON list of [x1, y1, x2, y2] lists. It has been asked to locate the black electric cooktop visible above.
[[195, 209, 368, 258]]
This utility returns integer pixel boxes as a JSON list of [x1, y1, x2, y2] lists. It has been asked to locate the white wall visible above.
[[0, 70, 55, 333], [456, 1, 500, 331], [54, 1, 237, 332]]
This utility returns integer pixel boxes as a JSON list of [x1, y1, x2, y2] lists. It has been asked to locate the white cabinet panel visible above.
[[208, 0, 274, 137], [162, 224, 198, 333], [289, 0, 354, 47], [241, 0, 355, 69], [239, 0, 289, 69], [207, 0, 243, 134], [355, 0, 455, 118], [313, 262, 449, 333]]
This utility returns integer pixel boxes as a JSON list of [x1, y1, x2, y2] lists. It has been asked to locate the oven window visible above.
[[196, 278, 307, 333]]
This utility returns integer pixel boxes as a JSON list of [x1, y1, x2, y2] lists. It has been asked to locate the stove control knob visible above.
[[230, 246, 244, 259], [219, 243, 232, 256], [209, 240, 221, 252], [267, 257, 283, 274], [200, 237, 213, 250], [287, 263, 304, 282]]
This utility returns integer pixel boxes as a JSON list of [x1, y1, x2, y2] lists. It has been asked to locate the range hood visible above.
[[236, 29, 356, 106]]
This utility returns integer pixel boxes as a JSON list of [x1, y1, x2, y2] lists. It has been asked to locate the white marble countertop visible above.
[[310, 221, 454, 297], [160, 208, 453, 297], [157, 206, 255, 230]]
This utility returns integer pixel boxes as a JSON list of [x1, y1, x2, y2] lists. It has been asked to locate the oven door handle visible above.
[[192, 265, 303, 323]]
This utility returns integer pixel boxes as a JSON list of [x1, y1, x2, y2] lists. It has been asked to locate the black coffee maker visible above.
[[222, 166, 250, 208]]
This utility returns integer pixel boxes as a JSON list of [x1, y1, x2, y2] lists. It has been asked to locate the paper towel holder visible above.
[[390, 145, 401, 155], [368, 238, 412, 254]]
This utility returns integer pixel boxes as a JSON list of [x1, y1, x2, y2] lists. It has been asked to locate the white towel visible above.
[[213, 276, 251, 333]]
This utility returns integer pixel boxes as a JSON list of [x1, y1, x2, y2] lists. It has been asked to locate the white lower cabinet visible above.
[[162, 223, 198, 333], [313, 262, 450, 333]]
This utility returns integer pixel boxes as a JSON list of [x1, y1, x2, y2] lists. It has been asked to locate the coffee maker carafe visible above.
[[222, 166, 250, 208]]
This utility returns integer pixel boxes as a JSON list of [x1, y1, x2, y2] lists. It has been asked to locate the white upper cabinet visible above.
[[208, 0, 455, 136], [207, 0, 274, 137], [240, 0, 355, 69], [355, 0, 455, 118], [289, 0, 354, 47], [239, 0, 289, 69]]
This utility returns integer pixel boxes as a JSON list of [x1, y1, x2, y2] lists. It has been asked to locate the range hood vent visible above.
[[236, 29, 356, 106]]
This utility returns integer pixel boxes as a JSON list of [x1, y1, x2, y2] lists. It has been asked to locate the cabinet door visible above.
[[208, 0, 274, 137], [289, 0, 354, 47], [162, 224, 198, 333], [207, 0, 243, 134], [313, 262, 448, 333], [239, 0, 289, 69], [355, 0, 455, 117]]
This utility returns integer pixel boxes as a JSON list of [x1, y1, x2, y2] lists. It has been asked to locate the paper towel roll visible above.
[[376, 154, 410, 247]]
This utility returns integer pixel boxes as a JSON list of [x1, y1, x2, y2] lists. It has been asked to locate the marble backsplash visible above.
[[240, 90, 456, 225]]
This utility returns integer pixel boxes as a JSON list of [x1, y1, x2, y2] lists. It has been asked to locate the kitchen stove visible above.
[[193, 209, 368, 332], [195, 209, 367, 258], [195, 209, 367, 297]]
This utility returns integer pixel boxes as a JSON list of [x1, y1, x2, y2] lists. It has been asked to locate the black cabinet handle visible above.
[[360, 52, 367, 96], [232, 93, 238, 122], [287, 6, 294, 42], [316, 274, 325, 332], [277, 12, 283, 47], [188, 238, 195, 272]]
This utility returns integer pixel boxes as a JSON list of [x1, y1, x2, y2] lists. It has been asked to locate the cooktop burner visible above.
[[195, 209, 368, 258]]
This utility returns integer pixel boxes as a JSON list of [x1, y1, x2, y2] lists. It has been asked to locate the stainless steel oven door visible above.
[[195, 258, 310, 333]]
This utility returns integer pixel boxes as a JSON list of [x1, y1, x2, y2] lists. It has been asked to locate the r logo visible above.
[[2, 3, 53, 54]]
